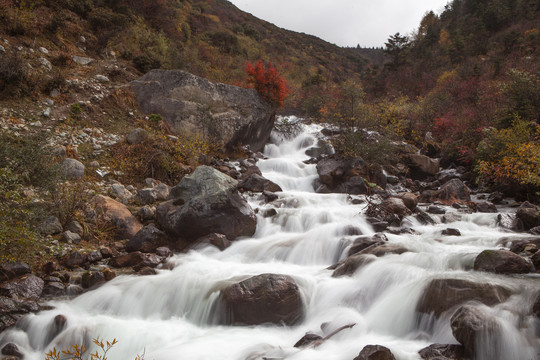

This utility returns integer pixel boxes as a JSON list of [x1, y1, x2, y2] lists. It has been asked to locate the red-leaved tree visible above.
[[245, 60, 289, 108]]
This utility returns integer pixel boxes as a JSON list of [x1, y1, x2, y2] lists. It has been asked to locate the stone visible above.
[[131, 70, 275, 152], [86, 250, 103, 263], [110, 252, 162, 269], [135, 188, 158, 205], [39, 57, 52, 71], [450, 305, 498, 356], [126, 224, 168, 253], [153, 183, 170, 200], [496, 213, 523, 231], [407, 154, 440, 177], [158, 166, 256, 241], [437, 179, 470, 202], [474, 201, 497, 213], [1, 343, 24, 358], [63, 251, 85, 269], [316, 156, 364, 189], [418, 344, 466, 360], [0, 45, 5, 53], [110, 183, 132, 202], [417, 278, 511, 317], [221, 273, 303, 325], [0, 262, 31, 282], [38, 216, 63, 235], [61, 158, 85, 180], [195, 233, 231, 251], [39, 47, 49, 54], [353, 345, 396, 360], [81, 271, 105, 289], [72, 56, 94, 65], [126, 128, 148, 145], [532, 293, 540, 317], [60, 231, 81, 244], [238, 174, 282, 193], [360, 243, 409, 257], [381, 197, 411, 218], [336, 176, 369, 195], [90, 195, 143, 239], [442, 228, 461, 236], [473, 249, 532, 274], [348, 233, 387, 256], [398, 192, 418, 211], [95, 74, 110, 82], [516, 202, 540, 230], [42, 282, 65, 297], [488, 192, 504, 204], [304, 139, 333, 158], [65, 220, 84, 236], [138, 205, 155, 221], [155, 247, 172, 257], [0, 275, 44, 301], [332, 254, 376, 277]]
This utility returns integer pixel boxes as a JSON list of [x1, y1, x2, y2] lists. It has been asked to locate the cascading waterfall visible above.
[[1, 118, 539, 360]]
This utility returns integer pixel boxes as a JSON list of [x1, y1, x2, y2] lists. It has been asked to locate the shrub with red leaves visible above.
[[245, 60, 289, 108]]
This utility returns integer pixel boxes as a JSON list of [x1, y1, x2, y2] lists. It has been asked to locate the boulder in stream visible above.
[[516, 202, 540, 230], [473, 249, 532, 274], [418, 343, 466, 360], [416, 278, 512, 317], [221, 273, 303, 326], [353, 345, 396, 360], [450, 305, 498, 357], [157, 166, 257, 241]]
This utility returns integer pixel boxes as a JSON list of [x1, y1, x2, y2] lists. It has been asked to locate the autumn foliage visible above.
[[245, 60, 289, 108]]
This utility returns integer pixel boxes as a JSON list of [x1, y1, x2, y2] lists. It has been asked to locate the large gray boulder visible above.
[[473, 249, 532, 274], [220, 273, 303, 325], [450, 305, 498, 357], [157, 166, 257, 241], [130, 70, 275, 152]]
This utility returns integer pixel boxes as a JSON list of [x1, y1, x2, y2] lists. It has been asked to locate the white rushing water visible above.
[[1, 119, 539, 360]]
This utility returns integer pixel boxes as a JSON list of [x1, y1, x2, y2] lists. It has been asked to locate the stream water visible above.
[[1, 120, 539, 360]]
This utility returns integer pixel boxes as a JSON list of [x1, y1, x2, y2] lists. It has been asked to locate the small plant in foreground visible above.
[[45, 337, 145, 360]]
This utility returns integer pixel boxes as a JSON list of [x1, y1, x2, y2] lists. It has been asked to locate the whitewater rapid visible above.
[[0, 119, 538, 360]]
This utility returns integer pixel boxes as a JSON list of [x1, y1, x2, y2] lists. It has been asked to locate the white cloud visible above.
[[228, 0, 450, 47]]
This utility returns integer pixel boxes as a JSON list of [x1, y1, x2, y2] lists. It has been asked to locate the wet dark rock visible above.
[[261, 208, 278, 218], [450, 305, 498, 356], [316, 156, 365, 191], [332, 254, 376, 277], [361, 243, 409, 257], [473, 249, 532, 274], [81, 271, 106, 289], [99, 247, 113, 258], [126, 224, 168, 253], [262, 191, 279, 203], [239, 174, 282, 193], [195, 233, 232, 251], [44, 314, 68, 346], [42, 281, 65, 297], [415, 209, 436, 225], [305, 139, 333, 158], [336, 176, 369, 195], [293, 332, 323, 348], [532, 293, 540, 317], [137, 266, 157, 275], [531, 251, 540, 270], [131, 69, 275, 152], [530, 226, 540, 235], [516, 202, 540, 230], [487, 192, 504, 204], [102, 268, 116, 281], [1, 343, 23, 358], [348, 234, 388, 256], [63, 251, 85, 269], [111, 252, 162, 269], [418, 343, 466, 360], [159, 166, 257, 241], [474, 201, 497, 213], [0, 263, 31, 283], [417, 278, 512, 317], [221, 273, 303, 326], [442, 228, 461, 236], [427, 205, 446, 214], [366, 218, 389, 232], [353, 344, 396, 360]]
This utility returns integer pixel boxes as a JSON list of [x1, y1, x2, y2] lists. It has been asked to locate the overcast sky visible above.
[[227, 0, 450, 48]]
